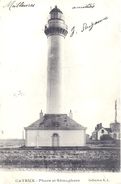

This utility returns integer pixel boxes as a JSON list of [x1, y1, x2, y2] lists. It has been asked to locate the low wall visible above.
[[0, 148, 120, 171]]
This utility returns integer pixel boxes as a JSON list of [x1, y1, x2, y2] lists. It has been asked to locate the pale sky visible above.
[[0, 0, 120, 138]]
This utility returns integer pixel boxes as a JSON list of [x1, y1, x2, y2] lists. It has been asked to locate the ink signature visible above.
[[2, 1, 35, 11], [70, 17, 108, 37]]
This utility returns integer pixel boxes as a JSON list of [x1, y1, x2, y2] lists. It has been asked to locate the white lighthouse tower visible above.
[[44, 6, 68, 114], [25, 6, 86, 147]]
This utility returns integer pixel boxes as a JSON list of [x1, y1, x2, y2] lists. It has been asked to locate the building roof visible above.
[[93, 126, 112, 134], [97, 127, 111, 132], [25, 114, 86, 130], [105, 128, 112, 133], [50, 6, 63, 14]]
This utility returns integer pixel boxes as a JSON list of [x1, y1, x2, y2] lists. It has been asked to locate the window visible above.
[[101, 129, 104, 133]]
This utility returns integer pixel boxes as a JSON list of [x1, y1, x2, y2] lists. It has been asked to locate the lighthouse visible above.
[[25, 6, 86, 147], [45, 6, 68, 114]]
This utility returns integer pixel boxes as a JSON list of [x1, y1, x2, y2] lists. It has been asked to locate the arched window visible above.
[[52, 133, 59, 147]]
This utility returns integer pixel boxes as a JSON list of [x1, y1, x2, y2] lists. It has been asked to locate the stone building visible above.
[[91, 123, 111, 140], [25, 113, 86, 147], [91, 123, 120, 141], [92, 101, 120, 141]]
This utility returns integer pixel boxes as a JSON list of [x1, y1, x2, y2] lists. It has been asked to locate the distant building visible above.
[[91, 100, 120, 141], [91, 123, 111, 140], [92, 122, 120, 141]]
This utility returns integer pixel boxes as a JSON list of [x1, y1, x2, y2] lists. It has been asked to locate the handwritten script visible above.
[[2, 1, 35, 10], [72, 3, 95, 9], [70, 17, 108, 37]]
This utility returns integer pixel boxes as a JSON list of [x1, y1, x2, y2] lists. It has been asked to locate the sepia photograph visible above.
[[0, 0, 120, 183]]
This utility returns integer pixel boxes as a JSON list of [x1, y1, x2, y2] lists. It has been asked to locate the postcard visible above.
[[0, 0, 120, 183]]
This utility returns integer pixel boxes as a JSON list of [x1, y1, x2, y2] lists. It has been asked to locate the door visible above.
[[52, 133, 59, 147]]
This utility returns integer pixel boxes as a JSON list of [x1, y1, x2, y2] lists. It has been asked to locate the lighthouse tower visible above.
[[44, 6, 68, 114], [25, 6, 86, 147]]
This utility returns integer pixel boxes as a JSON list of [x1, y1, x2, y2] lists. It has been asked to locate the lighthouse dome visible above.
[[50, 6, 63, 14], [49, 6, 64, 20]]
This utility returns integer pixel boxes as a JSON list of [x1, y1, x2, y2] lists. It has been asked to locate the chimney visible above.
[[100, 123, 102, 128], [40, 110, 43, 119], [69, 110, 73, 119]]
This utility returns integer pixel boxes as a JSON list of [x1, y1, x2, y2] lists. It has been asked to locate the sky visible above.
[[0, 0, 120, 138]]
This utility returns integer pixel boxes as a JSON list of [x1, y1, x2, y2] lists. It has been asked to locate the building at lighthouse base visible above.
[[25, 114, 86, 147]]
